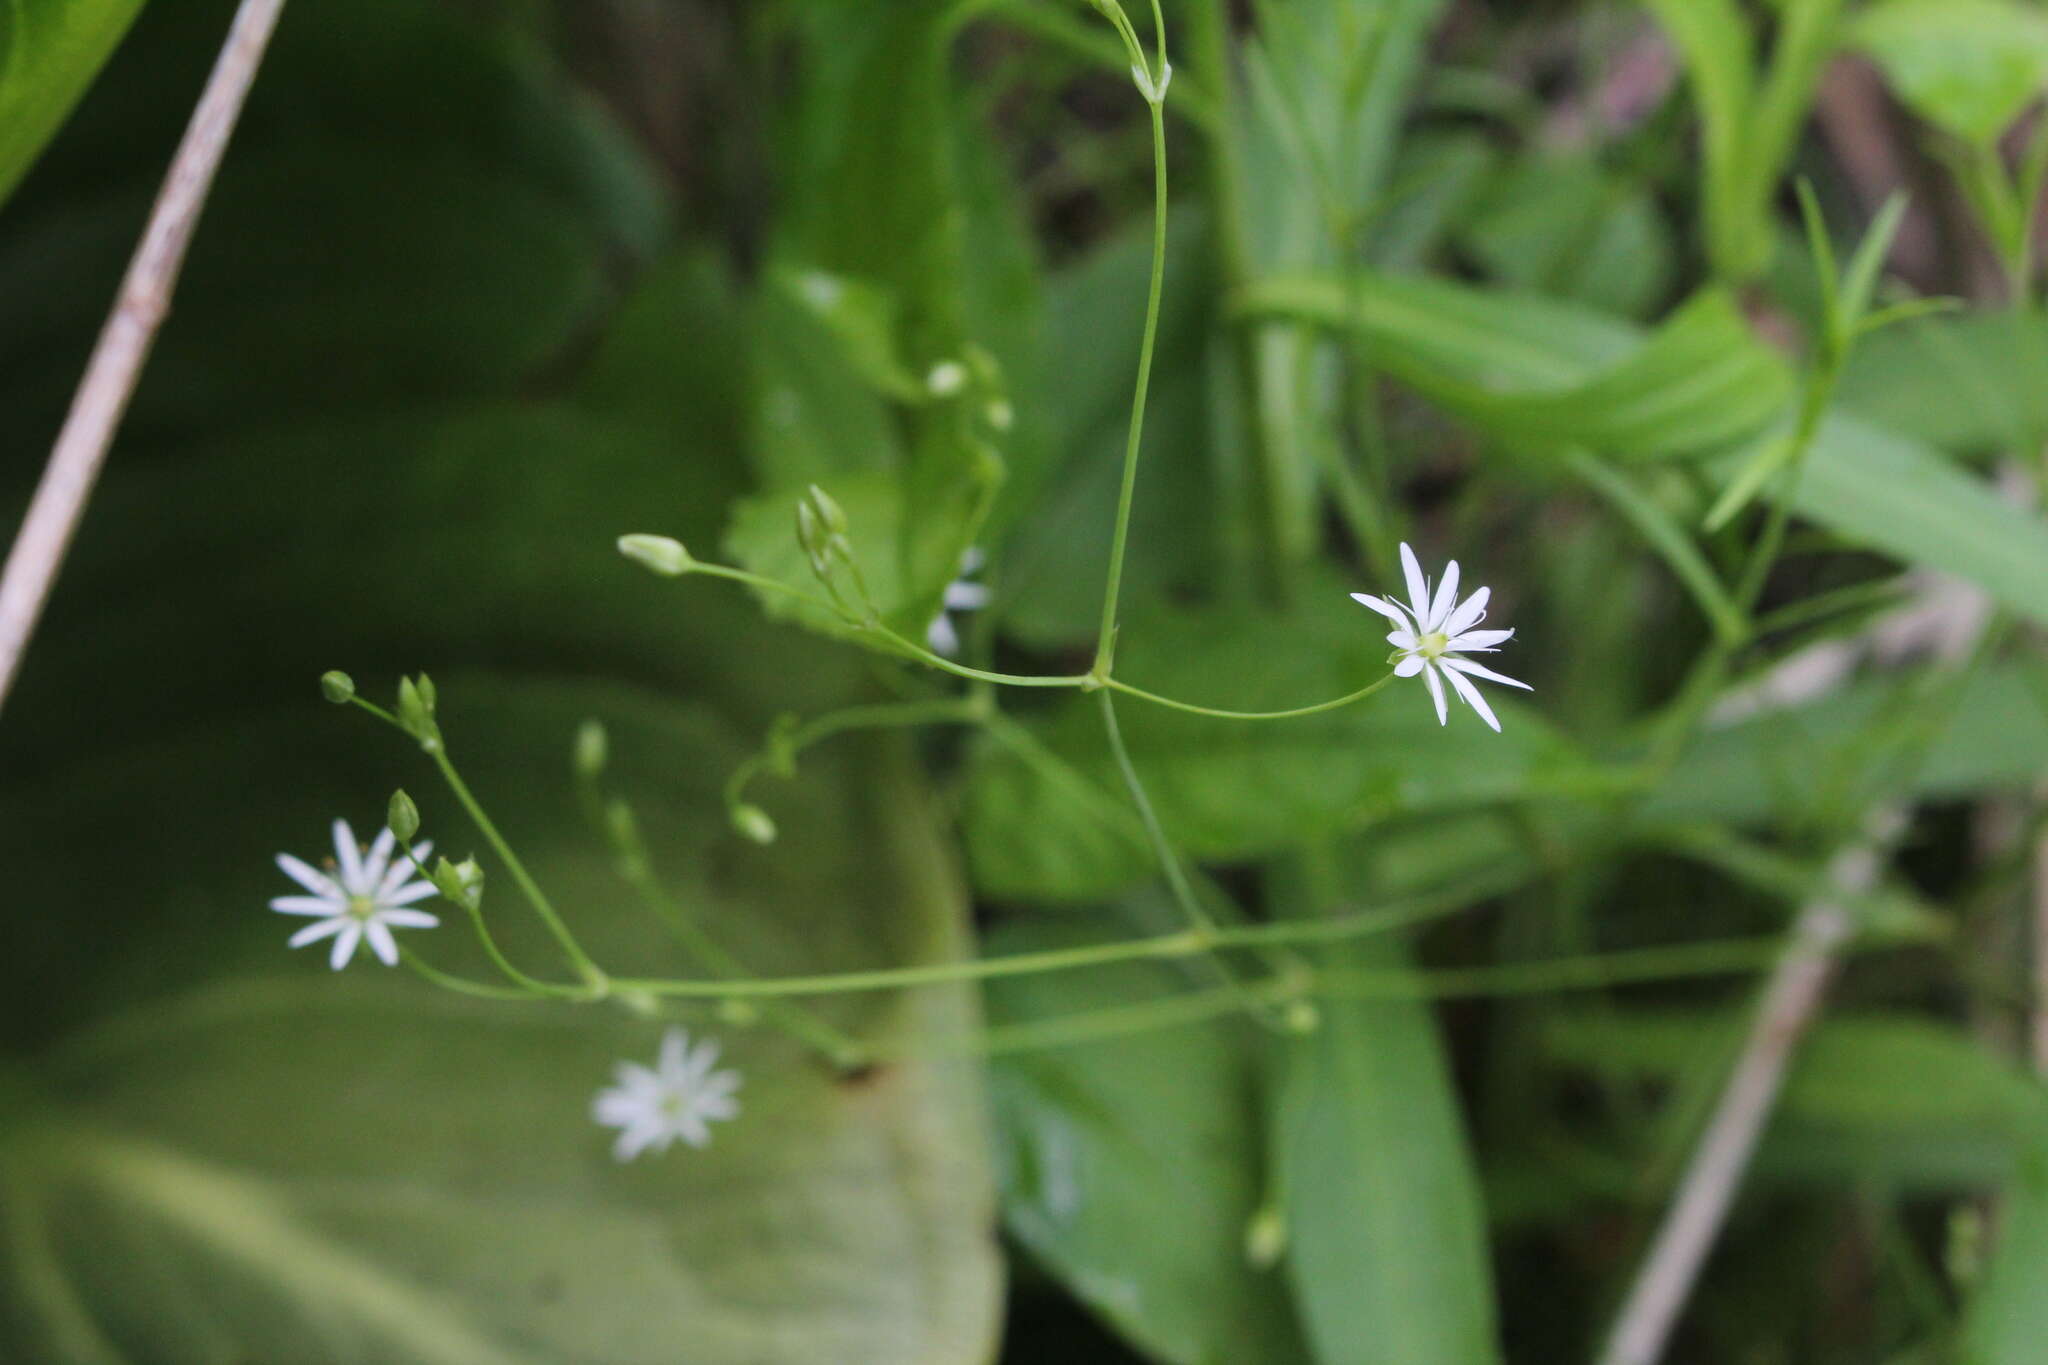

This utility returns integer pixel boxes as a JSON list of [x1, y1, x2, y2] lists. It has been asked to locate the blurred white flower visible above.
[[926, 547, 991, 656], [593, 1027, 742, 1161], [1352, 542, 1531, 733], [270, 818, 439, 969]]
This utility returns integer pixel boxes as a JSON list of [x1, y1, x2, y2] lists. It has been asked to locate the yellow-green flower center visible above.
[[346, 895, 378, 919], [1416, 630, 1451, 660]]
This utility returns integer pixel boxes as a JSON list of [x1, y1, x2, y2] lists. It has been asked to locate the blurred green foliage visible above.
[[5, 1, 2048, 1363]]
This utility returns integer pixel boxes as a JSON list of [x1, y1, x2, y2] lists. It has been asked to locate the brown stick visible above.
[[1597, 805, 1906, 1365], [0, 0, 288, 715]]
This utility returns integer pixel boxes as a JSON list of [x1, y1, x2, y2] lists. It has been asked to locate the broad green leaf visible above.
[[0, 683, 1001, 1363], [1836, 310, 2048, 455], [0, 0, 667, 440], [1647, 666, 2048, 829], [1960, 1149, 2048, 1364], [1853, 0, 2048, 145], [1546, 1012, 2048, 1191], [1265, 861, 1499, 1365], [1241, 274, 1791, 461], [998, 210, 1220, 649], [1460, 154, 1674, 317], [0, 0, 147, 207], [963, 581, 1594, 901], [985, 913, 1312, 1365]]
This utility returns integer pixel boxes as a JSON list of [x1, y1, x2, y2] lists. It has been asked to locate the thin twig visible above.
[[0, 0, 288, 714], [1596, 805, 1905, 1365]]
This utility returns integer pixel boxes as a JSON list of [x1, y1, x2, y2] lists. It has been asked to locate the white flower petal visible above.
[[676, 1116, 713, 1148], [657, 1028, 690, 1078], [613, 1123, 659, 1162], [1421, 663, 1449, 725], [1447, 628, 1513, 652], [364, 920, 400, 967], [376, 840, 432, 898], [276, 852, 338, 896], [1398, 542, 1430, 619], [1441, 586, 1491, 638], [363, 827, 396, 882], [1350, 592, 1413, 628], [381, 881, 440, 907], [1441, 656, 1533, 691], [1443, 666, 1502, 733], [926, 612, 960, 656], [377, 907, 440, 930], [328, 922, 363, 971], [270, 894, 343, 916], [943, 582, 992, 610], [1393, 654, 1426, 678], [332, 819, 369, 896], [1427, 560, 1460, 631], [1385, 630, 1417, 649], [695, 1093, 740, 1121], [288, 917, 349, 948]]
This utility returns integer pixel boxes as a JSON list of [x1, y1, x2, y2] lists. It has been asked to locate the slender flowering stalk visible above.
[[1352, 543, 1531, 732], [592, 1027, 742, 1160], [271, 819, 440, 969], [925, 548, 990, 657]]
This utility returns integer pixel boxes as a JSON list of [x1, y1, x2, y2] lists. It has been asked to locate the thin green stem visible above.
[[1091, 95, 1170, 677], [428, 748, 606, 995], [1104, 671, 1393, 720], [396, 840, 582, 999], [396, 944, 538, 1000], [725, 697, 989, 811]]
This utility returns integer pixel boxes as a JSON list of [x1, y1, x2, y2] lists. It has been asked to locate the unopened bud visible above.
[[396, 677, 439, 748], [731, 804, 777, 845], [386, 789, 420, 844], [1244, 1205, 1287, 1268], [575, 720, 608, 778], [319, 670, 355, 704], [617, 533, 693, 576], [806, 484, 849, 537], [926, 360, 967, 396], [1281, 999, 1320, 1034], [983, 398, 1014, 432]]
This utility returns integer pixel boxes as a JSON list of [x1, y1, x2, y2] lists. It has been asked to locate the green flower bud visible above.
[[1243, 1206, 1287, 1268], [386, 789, 420, 844], [574, 720, 608, 778], [416, 674, 437, 712], [617, 533, 693, 576], [806, 484, 849, 537], [731, 804, 777, 845], [396, 677, 442, 750], [319, 670, 355, 704], [795, 501, 832, 577], [1281, 999, 1321, 1035]]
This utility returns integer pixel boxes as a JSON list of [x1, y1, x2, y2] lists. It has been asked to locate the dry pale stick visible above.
[[0, 0, 288, 715], [1597, 804, 1906, 1365]]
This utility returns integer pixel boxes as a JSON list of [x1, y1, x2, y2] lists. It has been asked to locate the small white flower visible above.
[[926, 360, 968, 397], [270, 818, 440, 970], [592, 1027, 742, 1161], [926, 547, 991, 656], [1351, 542, 1531, 733]]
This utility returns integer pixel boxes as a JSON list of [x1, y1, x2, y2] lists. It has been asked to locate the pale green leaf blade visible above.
[[0, 0, 147, 207]]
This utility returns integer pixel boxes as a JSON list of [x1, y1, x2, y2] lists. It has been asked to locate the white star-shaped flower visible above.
[[1351, 542, 1531, 733], [592, 1027, 742, 1161], [270, 818, 440, 970], [926, 547, 991, 656]]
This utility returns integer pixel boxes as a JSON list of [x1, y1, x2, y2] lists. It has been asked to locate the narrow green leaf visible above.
[[986, 914, 1313, 1365], [1265, 862, 1499, 1364], [1240, 275, 1792, 461], [1567, 449, 1747, 644], [1960, 1149, 2048, 1363]]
